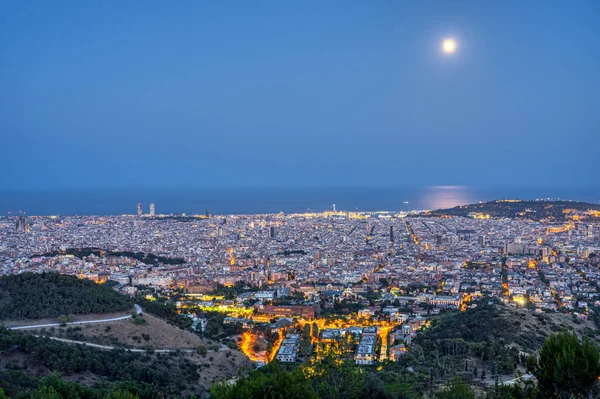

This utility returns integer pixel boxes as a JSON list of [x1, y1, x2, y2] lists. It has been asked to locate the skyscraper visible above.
[[137, 203, 143, 217], [389, 226, 394, 242], [269, 226, 275, 239], [478, 235, 486, 247], [15, 216, 30, 232], [149, 203, 155, 216]]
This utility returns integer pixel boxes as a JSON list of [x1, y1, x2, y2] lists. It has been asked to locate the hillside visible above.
[[398, 301, 597, 389], [30, 313, 207, 350], [0, 273, 132, 320], [0, 327, 252, 398], [0, 272, 253, 397], [417, 199, 600, 221]]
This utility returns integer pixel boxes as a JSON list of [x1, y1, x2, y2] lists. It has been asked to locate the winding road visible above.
[[37, 335, 197, 353], [7, 305, 230, 354], [9, 304, 144, 331], [9, 315, 132, 330]]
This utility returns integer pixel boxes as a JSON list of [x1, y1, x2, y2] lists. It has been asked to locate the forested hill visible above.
[[0, 273, 132, 320], [418, 199, 600, 221]]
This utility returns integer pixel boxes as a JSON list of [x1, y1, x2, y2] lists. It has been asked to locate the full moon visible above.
[[442, 38, 456, 54]]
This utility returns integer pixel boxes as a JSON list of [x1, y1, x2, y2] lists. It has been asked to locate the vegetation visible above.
[[211, 356, 377, 399], [213, 329, 600, 399], [137, 299, 192, 330], [0, 328, 200, 397], [33, 248, 184, 266], [417, 200, 600, 221], [527, 331, 600, 398], [0, 371, 154, 399], [0, 273, 132, 320]]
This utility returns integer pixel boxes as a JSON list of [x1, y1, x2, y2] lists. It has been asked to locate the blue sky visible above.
[[1, 0, 599, 189]]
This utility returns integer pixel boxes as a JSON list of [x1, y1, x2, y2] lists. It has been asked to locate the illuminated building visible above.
[[137, 203, 142, 217], [149, 203, 155, 216], [260, 305, 315, 319], [355, 327, 378, 365], [276, 333, 300, 362]]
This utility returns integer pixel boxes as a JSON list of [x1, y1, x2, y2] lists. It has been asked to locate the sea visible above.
[[1, 186, 600, 217]]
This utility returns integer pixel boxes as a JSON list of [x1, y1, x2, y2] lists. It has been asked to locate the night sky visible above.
[[1, 1, 599, 190]]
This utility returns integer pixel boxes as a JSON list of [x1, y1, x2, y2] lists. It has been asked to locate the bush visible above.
[[196, 345, 208, 356]]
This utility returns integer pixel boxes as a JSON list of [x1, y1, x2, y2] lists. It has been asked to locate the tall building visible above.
[[332, 204, 336, 212], [137, 203, 143, 217], [149, 203, 155, 216], [478, 235, 486, 247], [269, 226, 276, 239], [15, 216, 30, 232], [389, 226, 394, 242]]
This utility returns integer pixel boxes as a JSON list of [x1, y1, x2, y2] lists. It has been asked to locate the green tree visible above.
[[0, 388, 7, 399], [37, 373, 81, 399], [303, 324, 311, 340], [57, 315, 68, 326], [312, 322, 319, 340], [529, 331, 600, 398], [196, 345, 208, 356], [105, 390, 140, 399], [436, 378, 475, 399], [30, 387, 62, 399], [210, 361, 318, 399]]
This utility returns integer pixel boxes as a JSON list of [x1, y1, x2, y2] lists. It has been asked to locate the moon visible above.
[[442, 38, 456, 54]]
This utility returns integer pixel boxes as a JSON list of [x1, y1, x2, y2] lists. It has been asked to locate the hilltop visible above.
[[417, 199, 600, 221], [0, 273, 132, 320]]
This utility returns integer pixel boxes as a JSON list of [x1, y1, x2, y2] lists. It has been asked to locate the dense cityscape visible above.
[[3, 200, 600, 375]]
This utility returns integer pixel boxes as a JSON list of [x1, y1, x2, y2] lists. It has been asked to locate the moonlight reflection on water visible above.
[[420, 186, 475, 211]]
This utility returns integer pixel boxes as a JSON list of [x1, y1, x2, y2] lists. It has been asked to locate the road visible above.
[[8, 304, 145, 330], [7, 304, 232, 354], [37, 335, 197, 353], [503, 374, 534, 385], [9, 314, 132, 330]]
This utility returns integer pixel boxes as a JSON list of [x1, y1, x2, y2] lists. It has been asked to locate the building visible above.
[[389, 344, 407, 361], [276, 333, 300, 362], [478, 235, 486, 247], [149, 203, 155, 216], [390, 226, 394, 242], [355, 327, 378, 365], [15, 216, 30, 233], [137, 203, 143, 217], [255, 290, 276, 301], [260, 305, 315, 319], [269, 226, 276, 239]]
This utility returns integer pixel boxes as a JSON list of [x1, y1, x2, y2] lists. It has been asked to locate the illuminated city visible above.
[[2, 200, 600, 371]]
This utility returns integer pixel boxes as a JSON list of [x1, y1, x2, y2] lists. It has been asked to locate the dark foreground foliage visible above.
[[0, 329, 200, 398]]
